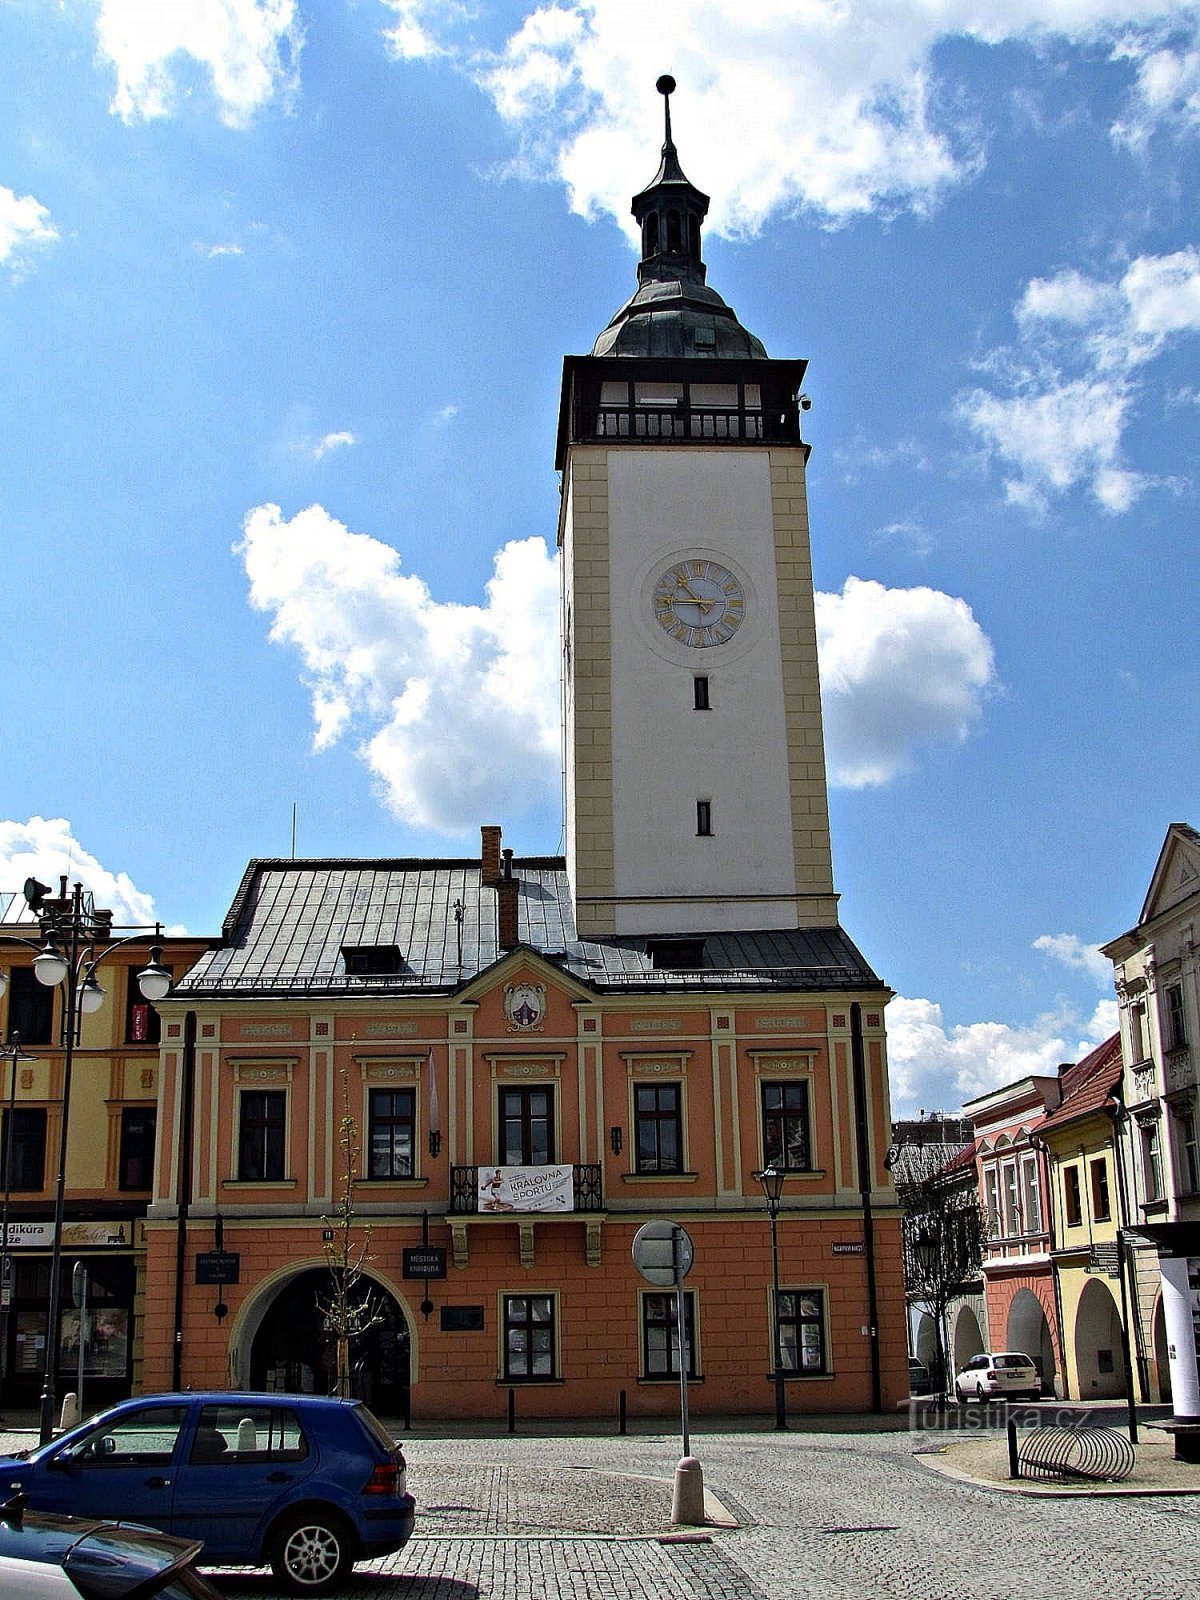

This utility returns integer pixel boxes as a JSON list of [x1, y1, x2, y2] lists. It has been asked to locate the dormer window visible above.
[[342, 944, 404, 977], [647, 938, 706, 971]]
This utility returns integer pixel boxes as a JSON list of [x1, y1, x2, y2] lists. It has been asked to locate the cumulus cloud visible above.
[[0, 817, 176, 932], [0, 184, 57, 277], [96, 0, 301, 127], [957, 247, 1200, 512], [1034, 931, 1113, 987], [236, 504, 561, 835], [816, 577, 996, 788], [369, 2, 1200, 235], [887, 993, 1120, 1116]]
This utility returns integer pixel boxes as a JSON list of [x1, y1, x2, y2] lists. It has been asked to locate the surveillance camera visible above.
[[799, 394, 812, 411]]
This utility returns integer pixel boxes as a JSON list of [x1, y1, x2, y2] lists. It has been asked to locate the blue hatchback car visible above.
[[0, 1392, 416, 1595]]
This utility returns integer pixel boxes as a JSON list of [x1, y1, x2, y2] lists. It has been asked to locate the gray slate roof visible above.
[[176, 857, 882, 999]]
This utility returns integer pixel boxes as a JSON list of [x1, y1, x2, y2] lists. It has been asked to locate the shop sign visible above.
[[477, 1164, 574, 1213], [4, 1222, 130, 1249]]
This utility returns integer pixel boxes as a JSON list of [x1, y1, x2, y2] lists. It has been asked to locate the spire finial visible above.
[[656, 74, 676, 149]]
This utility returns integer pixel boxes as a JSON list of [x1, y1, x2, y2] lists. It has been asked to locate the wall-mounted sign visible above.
[[195, 1251, 241, 1285], [4, 1222, 129, 1249], [831, 1242, 865, 1256], [403, 1247, 447, 1280], [441, 1305, 484, 1332]]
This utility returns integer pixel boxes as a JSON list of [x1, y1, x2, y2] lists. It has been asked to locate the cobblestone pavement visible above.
[[5, 1417, 1200, 1598]]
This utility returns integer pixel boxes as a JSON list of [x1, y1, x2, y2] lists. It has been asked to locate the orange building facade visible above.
[[139, 848, 905, 1421]]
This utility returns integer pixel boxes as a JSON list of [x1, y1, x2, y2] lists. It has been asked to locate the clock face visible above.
[[652, 558, 746, 648]]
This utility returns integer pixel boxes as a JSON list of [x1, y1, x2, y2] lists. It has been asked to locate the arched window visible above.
[[688, 215, 700, 257], [666, 209, 682, 252], [644, 213, 659, 256]]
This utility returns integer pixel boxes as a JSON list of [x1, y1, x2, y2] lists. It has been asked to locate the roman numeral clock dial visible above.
[[652, 558, 746, 648]]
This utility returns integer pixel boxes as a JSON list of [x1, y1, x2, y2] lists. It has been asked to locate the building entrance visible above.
[[248, 1268, 410, 1417]]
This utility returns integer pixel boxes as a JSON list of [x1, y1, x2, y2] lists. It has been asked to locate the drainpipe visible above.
[[172, 1011, 196, 1392], [850, 1003, 882, 1412]]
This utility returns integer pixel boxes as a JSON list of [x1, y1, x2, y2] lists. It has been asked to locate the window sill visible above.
[[769, 1370, 831, 1381], [356, 1177, 430, 1187], [622, 1171, 698, 1183], [1141, 1199, 1168, 1215], [498, 1377, 563, 1387], [637, 1374, 703, 1385], [774, 1168, 825, 1181], [223, 1179, 298, 1189]]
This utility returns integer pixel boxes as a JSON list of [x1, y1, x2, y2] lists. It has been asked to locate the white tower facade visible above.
[[557, 82, 836, 940]]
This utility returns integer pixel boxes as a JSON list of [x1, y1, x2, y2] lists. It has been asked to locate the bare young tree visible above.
[[318, 1086, 383, 1399], [891, 1137, 983, 1397]]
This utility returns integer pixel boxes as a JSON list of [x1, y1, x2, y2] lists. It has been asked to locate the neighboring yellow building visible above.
[[0, 882, 210, 1411], [1037, 1035, 1130, 1401]]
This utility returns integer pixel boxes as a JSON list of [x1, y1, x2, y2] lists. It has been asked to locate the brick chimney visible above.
[[481, 824, 502, 886], [498, 848, 519, 949]]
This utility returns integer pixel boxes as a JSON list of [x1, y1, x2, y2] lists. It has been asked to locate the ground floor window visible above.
[[641, 1291, 697, 1379], [775, 1289, 827, 1375], [503, 1294, 556, 1380]]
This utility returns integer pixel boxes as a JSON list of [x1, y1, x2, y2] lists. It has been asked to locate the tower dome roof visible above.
[[591, 76, 768, 360]]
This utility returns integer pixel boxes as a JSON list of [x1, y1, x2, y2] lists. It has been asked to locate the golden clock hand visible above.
[[675, 576, 714, 612]]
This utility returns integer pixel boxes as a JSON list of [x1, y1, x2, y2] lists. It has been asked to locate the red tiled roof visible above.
[[1036, 1035, 1121, 1134]]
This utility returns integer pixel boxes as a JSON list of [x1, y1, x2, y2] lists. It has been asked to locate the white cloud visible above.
[[0, 817, 175, 932], [887, 993, 1120, 1116], [1034, 931, 1114, 986], [0, 184, 57, 278], [816, 577, 996, 788], [379, 1, 470, 61], [236, 504, 562, 835], [96, 0, 301, 128], [194, 241, 244, 259], [958, 247, 1200, 512], [311, 430, 357, 460], [1112, 28, 1200, 145], [384, 1, 1200, 236]]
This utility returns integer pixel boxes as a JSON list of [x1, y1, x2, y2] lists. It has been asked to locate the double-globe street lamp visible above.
[[0, 877, 170, 1442], [754, 1164, 788, 1431]]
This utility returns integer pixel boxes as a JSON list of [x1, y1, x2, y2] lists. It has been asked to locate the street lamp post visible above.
[[755, 1165, 788, 1430], [1, 877, 171, 1442]]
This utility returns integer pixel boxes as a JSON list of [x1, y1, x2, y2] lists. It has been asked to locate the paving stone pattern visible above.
[[5, 1422, 1200, 1598]]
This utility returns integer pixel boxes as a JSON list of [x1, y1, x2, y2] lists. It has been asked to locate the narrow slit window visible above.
[[693, 675, 710, 710], [696, 800, 712, 837]]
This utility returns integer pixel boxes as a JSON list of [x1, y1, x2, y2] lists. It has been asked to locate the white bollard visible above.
[[59, 1393, 79, 1430], [671, 1454, 706, 1526]]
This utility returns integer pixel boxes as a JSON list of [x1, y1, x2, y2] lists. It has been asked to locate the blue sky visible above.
[[2, 1, 1197, 1116]]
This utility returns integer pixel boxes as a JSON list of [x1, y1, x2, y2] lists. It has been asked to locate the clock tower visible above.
[[557, 78, 837, 940]]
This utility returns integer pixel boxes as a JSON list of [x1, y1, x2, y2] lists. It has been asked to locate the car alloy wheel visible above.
[[270, 1509, 353, 1595], [975, 1382, 986, 1401]]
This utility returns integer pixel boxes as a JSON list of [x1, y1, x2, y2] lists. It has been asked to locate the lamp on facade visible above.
[[754, 1165, 788, 1430], [3, 881, 169, 1443]]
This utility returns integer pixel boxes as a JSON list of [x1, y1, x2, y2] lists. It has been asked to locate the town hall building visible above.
[[138, 82, 906, 1421]]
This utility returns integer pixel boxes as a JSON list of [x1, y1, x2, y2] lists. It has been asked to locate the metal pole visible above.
[[769, 1200, 787, 1430], [74, 1263, 86, 1427], [0, 1034, 23, 1398], [41, 885, 84, 1444], [673, 1225, 690, 1459]]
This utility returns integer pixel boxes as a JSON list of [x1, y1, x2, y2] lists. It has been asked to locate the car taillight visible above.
[[364, 1462, 399, 1495]]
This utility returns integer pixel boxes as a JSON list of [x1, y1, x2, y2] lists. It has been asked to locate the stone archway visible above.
[[233, 1263, 414, 1418], [1073, 1278, 1126, 1399], [1007, 1286, 1056, 1397], [952, 1304, 985, 1371]]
